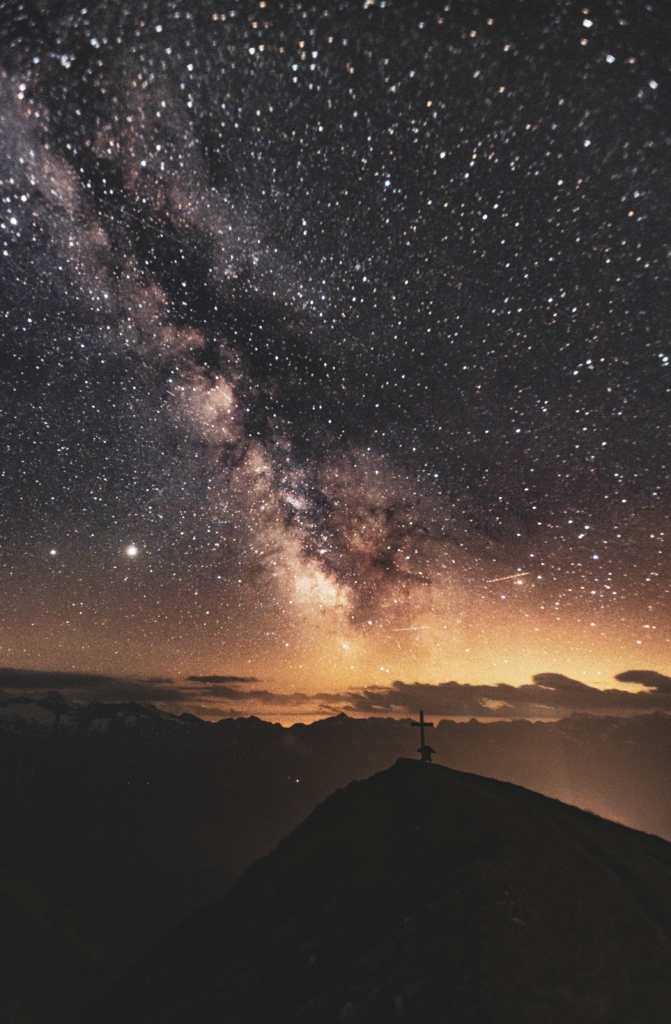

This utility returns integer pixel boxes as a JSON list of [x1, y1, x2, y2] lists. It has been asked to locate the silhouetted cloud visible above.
[[0, 667, 311, 712], [0, 667, 177, 704], [187, 675, 260, 684], [0, 667, 123, 690], [615, 670, 671, 692], [184, 685, 313, 706], [336, 673, 671, 718], [3, 666, 671, 721]]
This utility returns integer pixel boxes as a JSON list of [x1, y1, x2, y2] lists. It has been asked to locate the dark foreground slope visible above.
[[92, 760, 671, 1024], [5, 696, 671, 982], [0, 864, 109, 1024]]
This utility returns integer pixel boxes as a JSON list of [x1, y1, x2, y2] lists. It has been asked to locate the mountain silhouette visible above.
[[4, 697, 671, 977], [91, 759, 671, 1024]]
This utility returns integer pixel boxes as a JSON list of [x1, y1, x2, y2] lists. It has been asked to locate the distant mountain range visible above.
[[2, 694, 671, 1022], [91, 759, 671, 1024]]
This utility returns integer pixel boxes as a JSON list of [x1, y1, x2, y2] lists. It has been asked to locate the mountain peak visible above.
[[93, 759, 671, 1023]]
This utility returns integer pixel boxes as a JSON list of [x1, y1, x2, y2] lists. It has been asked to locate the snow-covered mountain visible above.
[[0, 690, 192, 734]]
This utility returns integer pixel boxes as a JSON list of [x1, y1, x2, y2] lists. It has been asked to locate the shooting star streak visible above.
[[485, 572, 531, 584], [389, 626, 431, 632]]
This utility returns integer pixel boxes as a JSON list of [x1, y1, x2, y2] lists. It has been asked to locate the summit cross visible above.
[[411, 710, 435, 762]]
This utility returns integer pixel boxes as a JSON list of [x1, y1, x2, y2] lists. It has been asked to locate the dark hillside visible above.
[[3, 697, 671, 975], [0, 864, 109, 1024], [92, 760, 671, 1024]]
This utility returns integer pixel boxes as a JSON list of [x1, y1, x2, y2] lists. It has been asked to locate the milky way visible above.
[[0, 0, 670, 719]]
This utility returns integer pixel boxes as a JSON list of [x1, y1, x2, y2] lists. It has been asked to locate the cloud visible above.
[[0, 668, 178, 704], [127, 670, 671, 719], [615, 670, 671, 692], [0, 668, 311, 712], [187, 676, 261, 684], [0, 668, 127, 691], [4, 667, 671, 722], [184, 683, 313, 706], [202, 689, 314, 706], [184, 677, 313, 705], [334, 673, 671, 718]]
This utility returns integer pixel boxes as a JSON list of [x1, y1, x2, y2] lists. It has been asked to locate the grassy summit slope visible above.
[[93, 759, 671, 1024]]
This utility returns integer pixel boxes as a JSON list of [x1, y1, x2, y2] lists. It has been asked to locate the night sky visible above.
[[1, 0, 670, 720]]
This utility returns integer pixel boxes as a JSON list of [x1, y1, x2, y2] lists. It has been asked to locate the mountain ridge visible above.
[[3, 695, 671, 1022], [90, 758, 671, 1024]]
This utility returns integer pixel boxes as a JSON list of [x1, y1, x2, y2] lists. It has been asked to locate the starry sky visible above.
[[1, 0, 670, 721]]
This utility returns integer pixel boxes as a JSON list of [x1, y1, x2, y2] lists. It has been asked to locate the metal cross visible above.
[[411, 710, 435, 762]]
